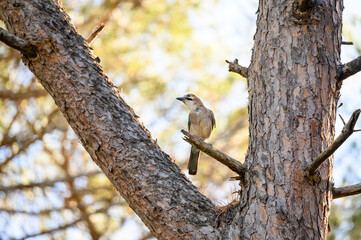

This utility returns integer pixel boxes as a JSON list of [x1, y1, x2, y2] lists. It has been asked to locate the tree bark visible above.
[[0, 0, 345, 239], [238, 1, 342, 239]]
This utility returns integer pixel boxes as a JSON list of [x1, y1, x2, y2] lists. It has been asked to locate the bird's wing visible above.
[[210, 110, 216, 129], [188, 113, 191, 131]]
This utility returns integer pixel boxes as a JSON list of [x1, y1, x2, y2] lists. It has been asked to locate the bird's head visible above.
[[176, 93, 203, 111]]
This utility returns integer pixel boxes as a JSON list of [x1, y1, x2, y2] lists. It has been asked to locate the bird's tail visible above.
[[188, 146, 200, 175]]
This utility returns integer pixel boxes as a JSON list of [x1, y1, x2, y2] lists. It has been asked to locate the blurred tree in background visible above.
[[1, 0, 361, 239]]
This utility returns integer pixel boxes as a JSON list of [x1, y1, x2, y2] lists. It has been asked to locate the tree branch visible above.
[[0, 27, 37, 58], [338, 56, 361, 81], [15, 206, 109, 240], [0, 206, 71, 216], [181, 130, 248, 184], [0, 89, 47, 101], [0, 132, 45, 172], [0, 109, 59, 173], [86, 23, 105, 45], [305, 109, 361, 176], [225, 59, 248, 78], [333, 183, 361, 199], [0, 171, 101, 193], [341, 41, 353, 45]]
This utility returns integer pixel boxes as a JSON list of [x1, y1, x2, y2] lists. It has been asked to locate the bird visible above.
[[176, 93, 215, 175]]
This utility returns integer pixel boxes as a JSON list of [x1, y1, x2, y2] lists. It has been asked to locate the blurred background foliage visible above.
[[0, 0, 360, 239]]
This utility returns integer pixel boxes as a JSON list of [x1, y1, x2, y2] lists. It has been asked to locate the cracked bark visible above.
[[0, 0, 345, 239], [236, 0, 342, 239]]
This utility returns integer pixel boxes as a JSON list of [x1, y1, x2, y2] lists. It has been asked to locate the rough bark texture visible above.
[[237, 1, 342, 239], [0, 0, 345, 239], [0, 1, 220, 239]]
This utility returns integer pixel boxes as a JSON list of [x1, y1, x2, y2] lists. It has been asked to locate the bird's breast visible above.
[[189, 112, 213, 139]]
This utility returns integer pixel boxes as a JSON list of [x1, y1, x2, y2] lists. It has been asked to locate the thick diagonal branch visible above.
[[333, 183, 361, 199], [0, 1, 219, 238], [305, 109, 361, 176], [181, 130, 247, 182], [226, 59, 248, 78], [338, 56, 361, 81], [0, 27, 37, 58]]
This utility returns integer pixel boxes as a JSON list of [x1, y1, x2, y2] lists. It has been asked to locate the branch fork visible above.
[[225, 59, 248, 78], [0, 22, 105, 61], [305, 109, 361, 177], [0, 27, 38, 59], [338, 56, 361, 82]]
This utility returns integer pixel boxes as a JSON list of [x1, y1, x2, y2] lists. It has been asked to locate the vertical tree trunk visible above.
[[238, 1, 342, 239]]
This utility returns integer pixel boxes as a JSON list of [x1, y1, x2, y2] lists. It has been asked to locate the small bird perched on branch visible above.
[[177, 93, 215, 175]]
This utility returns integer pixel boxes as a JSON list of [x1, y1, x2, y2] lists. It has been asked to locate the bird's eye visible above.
[[185, 94, 192, 100]]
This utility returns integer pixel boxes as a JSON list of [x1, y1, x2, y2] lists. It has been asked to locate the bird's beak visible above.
[[176, 97, 185, 101]]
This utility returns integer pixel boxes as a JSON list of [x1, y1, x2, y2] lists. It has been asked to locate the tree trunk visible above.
[[238, 1, 342, 238], [0, 0, 343, 239]]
